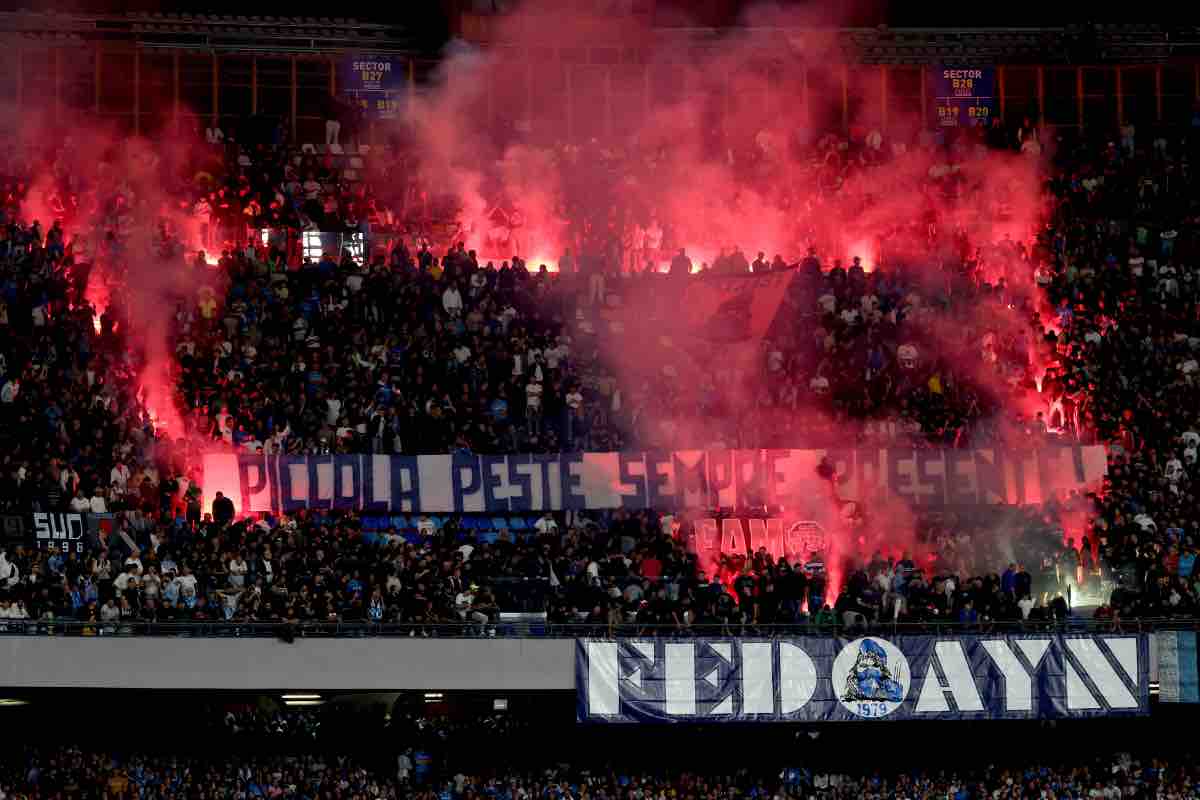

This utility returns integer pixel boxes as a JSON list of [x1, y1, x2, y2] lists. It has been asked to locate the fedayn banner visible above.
[[577, 635, 1149, 723]]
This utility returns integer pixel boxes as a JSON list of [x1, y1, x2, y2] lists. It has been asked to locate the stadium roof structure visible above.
[[460, 14, 1196, 64], [0, 11, 1195, 64], [0, 10, 427, 54]]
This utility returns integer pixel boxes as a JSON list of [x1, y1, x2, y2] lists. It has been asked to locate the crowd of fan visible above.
[[219, 700, 405, 741], [0, 745, 1194, 800], [176, 243, 612, 456], [0, 498, 1155, 631], [0, 113, 1197, 631], [1038, 125, 1200, 621]]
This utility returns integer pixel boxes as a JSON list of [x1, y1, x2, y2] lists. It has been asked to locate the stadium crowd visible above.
[[0, 502, 1120, 631], [0, 743, 1194, 800], [0, 110, 1197, 633]]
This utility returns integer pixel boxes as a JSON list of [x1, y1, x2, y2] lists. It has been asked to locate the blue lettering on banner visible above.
[[577, 635, 1149, 723], [1011, 453, 1028, 505], [560, 453, 586, 511], [673, 453, 708, 508], [389, 456, 421, 512], [945, 450, 976, 506], [975, 450, 1005, 504], [645, 452, 672, 511], [887, 450, 914, 500], [735, 451, 763, 506], [480, 454, 508, 512], [451, 454, 482, 513], [707, 451, 733, 504], [506, 455, 533, 511], [854, 449, 884, 505], [207, 447, 1106, 514], [237, 455, 268, 516], [915, 449, 945, 506], [532, 453, 560, 508]]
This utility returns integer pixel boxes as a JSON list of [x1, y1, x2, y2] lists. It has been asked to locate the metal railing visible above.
[[0, 618, 1194, 639]]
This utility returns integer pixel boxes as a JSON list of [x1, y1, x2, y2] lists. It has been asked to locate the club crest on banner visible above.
[[786, 520, 828, 556], [832, 637, 911, 719]]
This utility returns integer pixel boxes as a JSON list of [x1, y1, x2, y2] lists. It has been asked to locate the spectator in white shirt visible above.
[[442, 285, 463, 318], [469, 270, 488, 298], [88, 487, 108, 514], [397, 752, 413, 784], [69, 491, 90, 513], [99, 599, 120, 623], [228, 554, 249, 588], [325, 396, 343, 426], [110, 462, 131, 494], [140, 567, 161, 599], [113, 568, 139, 593], [175, 566, 198, 603], [526, 379, 543, 431], [0, 550, 20, 589]]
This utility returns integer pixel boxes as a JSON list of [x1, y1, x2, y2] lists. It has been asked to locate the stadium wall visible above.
[[0, 635, 1166, 692], [0, 636, 575, 690]]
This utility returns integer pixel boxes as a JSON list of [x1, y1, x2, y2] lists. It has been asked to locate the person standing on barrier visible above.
[[805, 551, 826, 613]]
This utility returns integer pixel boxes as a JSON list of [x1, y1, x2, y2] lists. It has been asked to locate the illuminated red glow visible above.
[[844, 239, 877, 272], [525, 253, 559, 273], [21, 0, 1091, 589], [138, 363, 183, 438], [200, 451, 244, 519], [80, 263, 110, 334]]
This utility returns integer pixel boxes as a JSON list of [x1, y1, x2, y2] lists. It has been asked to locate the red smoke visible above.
[[382, 1, 1064, 596], [385, 2, 1046, 281], [5, 0, 1098, 565], [9, 104, 240, 522]]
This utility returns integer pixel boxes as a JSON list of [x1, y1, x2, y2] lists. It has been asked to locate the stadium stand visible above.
[[0, 695, 1195, 798], [0, 114, 1197, 634]]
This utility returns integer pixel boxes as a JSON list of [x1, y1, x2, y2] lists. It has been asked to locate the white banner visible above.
[[202, 446, 1107, 514]]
